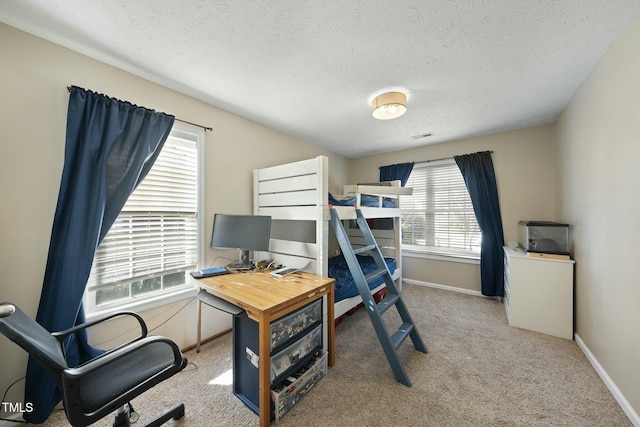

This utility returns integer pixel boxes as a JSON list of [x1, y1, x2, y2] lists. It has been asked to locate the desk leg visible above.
[[327, 288, 335, 367], [196, 299, 202, 353], [258, 314, 271, 427]]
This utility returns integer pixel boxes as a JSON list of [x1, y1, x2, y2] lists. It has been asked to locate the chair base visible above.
[[113, 402, 185, 427]]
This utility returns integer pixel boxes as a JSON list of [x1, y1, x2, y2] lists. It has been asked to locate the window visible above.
[[85, 122, 204, 313], [400, 159, 481, 258]]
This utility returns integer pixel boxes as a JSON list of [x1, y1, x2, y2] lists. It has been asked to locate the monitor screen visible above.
[[210, 214, 271, 269]]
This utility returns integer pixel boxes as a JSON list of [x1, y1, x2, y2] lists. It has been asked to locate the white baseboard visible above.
[[403, 278, 483, 297], [574, 334, 639, 427]]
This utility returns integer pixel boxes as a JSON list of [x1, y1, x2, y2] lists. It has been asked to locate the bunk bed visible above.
[[253, 155, 411, 319]]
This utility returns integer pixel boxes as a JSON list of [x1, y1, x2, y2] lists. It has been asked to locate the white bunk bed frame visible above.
[[253, 155, 410, 319]]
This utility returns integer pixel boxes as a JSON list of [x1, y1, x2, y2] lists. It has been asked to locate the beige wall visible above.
[[0, 23, 348, 409], [403, 257, 481, 292], [349, 125, 556, 291], [555, 11, 640, 418]]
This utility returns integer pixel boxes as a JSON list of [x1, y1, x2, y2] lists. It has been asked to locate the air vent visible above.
[[411, 132, 434, 140]]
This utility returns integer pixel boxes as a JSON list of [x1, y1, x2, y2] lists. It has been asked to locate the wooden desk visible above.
[[195, 271, 335, 427]]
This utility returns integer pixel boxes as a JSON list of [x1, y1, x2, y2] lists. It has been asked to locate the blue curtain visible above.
[[379, 162, 414, 186], [375, 162, 414, 230], [24, 86, 174, 423], [454, 151, 505, 297]]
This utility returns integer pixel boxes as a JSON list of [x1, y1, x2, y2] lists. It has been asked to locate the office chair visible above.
[[0, 302, 187, 427]]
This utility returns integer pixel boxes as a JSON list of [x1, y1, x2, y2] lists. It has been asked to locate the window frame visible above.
[[85, 122, 205, 319], [400, 158, 481, 263]]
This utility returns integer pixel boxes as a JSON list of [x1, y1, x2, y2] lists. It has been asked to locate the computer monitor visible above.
[[210, 213, 272, 270]]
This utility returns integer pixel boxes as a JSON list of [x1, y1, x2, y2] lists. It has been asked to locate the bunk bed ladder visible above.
[[329, 208, 428, 387]]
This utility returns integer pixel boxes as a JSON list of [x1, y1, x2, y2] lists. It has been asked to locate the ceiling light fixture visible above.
[[371, 91, 407, 120]]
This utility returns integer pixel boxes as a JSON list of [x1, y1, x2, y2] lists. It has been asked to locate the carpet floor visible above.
[[38, 284, 631, 426]]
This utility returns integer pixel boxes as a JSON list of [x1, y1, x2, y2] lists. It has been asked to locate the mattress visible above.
[[328, 254, 396, 302]]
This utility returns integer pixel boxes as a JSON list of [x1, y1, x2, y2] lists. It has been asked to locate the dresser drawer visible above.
[[271, 324, 322, 382], [270, 299, 322, 351], [271, 350, 327, 422]]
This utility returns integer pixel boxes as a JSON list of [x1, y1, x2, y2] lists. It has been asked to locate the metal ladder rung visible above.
[[390, 322, 414, 350], [376, 292, 400, 315], [353, 245, 376, 255], [364, 268, 388, 284]]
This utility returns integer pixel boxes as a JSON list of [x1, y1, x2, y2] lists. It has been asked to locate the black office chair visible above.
[[0, 302, 187, 427]]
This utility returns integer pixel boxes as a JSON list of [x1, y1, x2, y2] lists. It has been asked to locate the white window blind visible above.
[[86, 125, 201, 310], [400, 159, 481, 256]]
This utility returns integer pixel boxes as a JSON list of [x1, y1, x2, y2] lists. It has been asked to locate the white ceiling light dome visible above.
[[371, 91, 407, 120]]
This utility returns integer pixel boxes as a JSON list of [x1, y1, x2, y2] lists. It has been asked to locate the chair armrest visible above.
[[52, 311, 148, 344], [63, 336, 184, 379]]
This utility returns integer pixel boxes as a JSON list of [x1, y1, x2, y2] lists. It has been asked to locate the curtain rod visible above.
[[418, 150, 494, 164], [66, 86, 213, 132], [174, 118, 213, 132]]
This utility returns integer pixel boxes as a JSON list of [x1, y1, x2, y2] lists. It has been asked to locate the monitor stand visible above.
[[226, 249, 252, 271]]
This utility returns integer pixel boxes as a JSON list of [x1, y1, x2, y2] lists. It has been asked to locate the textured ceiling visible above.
[[1, 1, 638, 158]]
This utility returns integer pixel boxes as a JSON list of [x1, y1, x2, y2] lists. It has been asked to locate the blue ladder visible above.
[[329, 208, 428, 386]]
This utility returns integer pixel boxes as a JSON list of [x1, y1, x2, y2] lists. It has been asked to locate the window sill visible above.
[[86, 285, 199, 321], [402, 247, 480, 265]]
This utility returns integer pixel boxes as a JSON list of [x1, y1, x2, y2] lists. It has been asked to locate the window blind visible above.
[[87, 133, 198, 292], [400, 159, 481, 254]]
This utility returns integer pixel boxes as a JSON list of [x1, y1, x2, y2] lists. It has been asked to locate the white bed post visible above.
[[394, 215, 403, 291], [253, 168, 259, 216], [316, 155, 329, 278]]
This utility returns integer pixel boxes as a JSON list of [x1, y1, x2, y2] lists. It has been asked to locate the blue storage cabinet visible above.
[[232, 299, 326, 420]]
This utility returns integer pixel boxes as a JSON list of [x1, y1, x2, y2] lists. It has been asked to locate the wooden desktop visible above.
[[195, 270, 335, 427]]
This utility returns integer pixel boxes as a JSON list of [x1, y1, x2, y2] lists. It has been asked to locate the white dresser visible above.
[[503, 246, 574, 339]]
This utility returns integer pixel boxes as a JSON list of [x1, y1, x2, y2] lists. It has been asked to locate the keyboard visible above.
[[190, 266, 229, 279]]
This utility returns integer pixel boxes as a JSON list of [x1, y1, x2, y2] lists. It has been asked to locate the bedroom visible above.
[[0, 3, 639, 426]]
